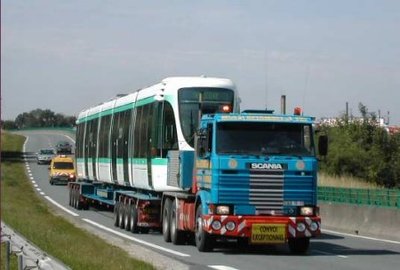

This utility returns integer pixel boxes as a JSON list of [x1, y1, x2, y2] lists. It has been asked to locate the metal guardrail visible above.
[[1, 222, 71, 270], [318, 186, 400, 209]]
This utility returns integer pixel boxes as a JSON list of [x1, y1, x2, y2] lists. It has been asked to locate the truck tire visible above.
[[114, 202, 120, 227], [130, 205, 139, 233], [170, 199, 184, 245], [163, 198, 172, 242], [119, 202, 125, 229], [195, 204, 213, 252], [124, 203, 132, 231], [68, 188, 73, 206], [74, 190, 83, 210], [288, 237, 310, 254]]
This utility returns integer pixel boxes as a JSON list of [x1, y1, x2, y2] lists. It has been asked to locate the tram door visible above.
[[111, 110, 132, 184], [84, 122, 89, 178], [88, 119, 98, 180], [122, 110, 131, 184]]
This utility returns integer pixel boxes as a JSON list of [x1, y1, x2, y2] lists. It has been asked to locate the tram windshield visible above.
[[179, 87, 234, 147]]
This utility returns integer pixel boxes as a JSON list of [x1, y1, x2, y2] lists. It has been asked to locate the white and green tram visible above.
[[75, 76, 239, 192]]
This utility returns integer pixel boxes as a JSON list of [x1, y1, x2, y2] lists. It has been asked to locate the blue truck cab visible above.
[[193, 112, 325, 253]]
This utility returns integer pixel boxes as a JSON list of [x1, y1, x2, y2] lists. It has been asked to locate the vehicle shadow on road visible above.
[[311, 241, 400, 256]]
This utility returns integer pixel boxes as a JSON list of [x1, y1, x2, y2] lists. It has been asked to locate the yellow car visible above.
[[49, 155, 76, 185]]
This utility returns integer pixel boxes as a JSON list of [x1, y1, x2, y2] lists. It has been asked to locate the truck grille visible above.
[[249, 169, 284, 214]]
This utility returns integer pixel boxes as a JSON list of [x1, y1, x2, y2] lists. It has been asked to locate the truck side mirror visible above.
[[318, 135, 328, 156]]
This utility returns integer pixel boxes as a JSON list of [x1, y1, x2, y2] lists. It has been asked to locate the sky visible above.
[[1, 0, 400, 125]]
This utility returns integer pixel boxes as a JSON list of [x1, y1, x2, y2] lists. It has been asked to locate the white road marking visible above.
[[209, 266, 241, 270], [31, 180, 36, 184], [82, 218, 190, 257], [34, 184, 39, 188], [36, 188, 41, 192], [323, 229, 400, 245], [44, 196, 79, 217], [40, 192, 45, 195]]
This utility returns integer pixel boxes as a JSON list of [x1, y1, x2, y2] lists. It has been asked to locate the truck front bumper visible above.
[[202, 215, 321, 243]]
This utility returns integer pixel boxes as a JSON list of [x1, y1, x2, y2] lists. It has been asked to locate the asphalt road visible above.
[[16, 129, 400, 270]]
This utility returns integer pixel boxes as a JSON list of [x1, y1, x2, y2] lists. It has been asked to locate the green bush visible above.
[[319, 118, 400, 188]]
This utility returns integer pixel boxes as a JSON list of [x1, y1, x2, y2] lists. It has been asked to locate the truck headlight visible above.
[[299, 206, 314, 216], [216, 205, 230, 215]]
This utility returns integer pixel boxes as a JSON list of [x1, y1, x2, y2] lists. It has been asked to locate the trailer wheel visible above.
[[74, 190, 83, 210], [68, 187, 73, 206], [114, 202, 120, 227], [162, 198, 172, 242], [195, 204, 213, 252], [170, 199, 184, 245], [130, 205, 139, 233], [288, 238, 310, 254], [124, 203, 132, 231], [118, 202, 125, 229]]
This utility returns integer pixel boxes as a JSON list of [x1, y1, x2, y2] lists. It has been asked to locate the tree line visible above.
[[318, 103, 400, 188], [1, 109, 76, 130]]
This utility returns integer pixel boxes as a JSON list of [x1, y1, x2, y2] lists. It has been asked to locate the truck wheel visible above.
[[170, 199, 184, 245], [288, 237, 310, 254], [162, 198, 172, 242], [130, 205, 139, 233], [114, 202, 120, 227], [195, 204, 213, 252]]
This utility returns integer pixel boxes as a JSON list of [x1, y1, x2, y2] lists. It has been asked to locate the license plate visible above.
[[251, 224, 286, 244]]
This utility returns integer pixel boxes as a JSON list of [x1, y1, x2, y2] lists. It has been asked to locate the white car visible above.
[[37, 149, 56, 165]]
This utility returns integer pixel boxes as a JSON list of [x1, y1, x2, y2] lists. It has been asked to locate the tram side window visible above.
[[162, 102, 178, 156], [90, 118, 98, 159], [98, 115, 111, 158]]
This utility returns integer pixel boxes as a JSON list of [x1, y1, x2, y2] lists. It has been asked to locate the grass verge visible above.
[[318, 172, 383, 189], [1, 131, 154, 270]]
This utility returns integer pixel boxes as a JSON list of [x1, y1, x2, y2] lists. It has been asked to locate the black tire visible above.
[[70, 188, 75, 207], [114, 202, 120, 227], [130, 205, 139, 233], [68, 188, 73, 206], [74, 190, 82, 210], [170, 199, 184, 245], [163, 198, 172, 242], [119, 202, 126, 229], [195, 204, 213, 252], [288, 237, 310, 254], [124, 203, 132, 231]]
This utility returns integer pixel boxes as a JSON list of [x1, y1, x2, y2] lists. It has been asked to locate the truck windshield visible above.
[[216, 122, 314, 156], [179, 87, 234, 147]]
